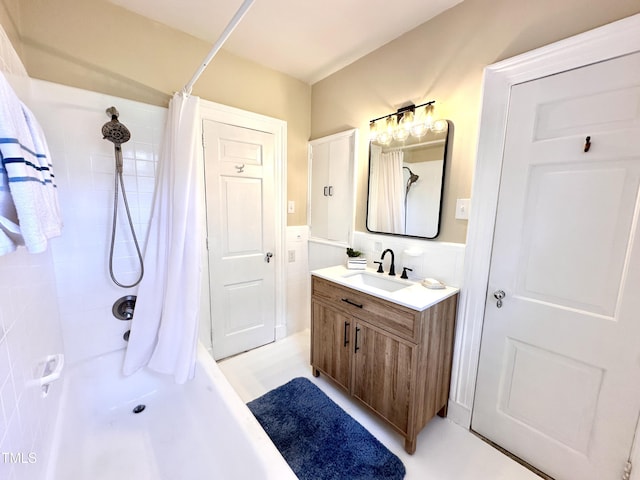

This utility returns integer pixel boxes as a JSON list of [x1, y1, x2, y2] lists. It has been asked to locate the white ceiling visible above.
[[107, 0, 463, 84]]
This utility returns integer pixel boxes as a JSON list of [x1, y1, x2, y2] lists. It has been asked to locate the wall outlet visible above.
[[455, 198, 471, 220], [288, 250, 296, 262], [287, 200, 295, 214]]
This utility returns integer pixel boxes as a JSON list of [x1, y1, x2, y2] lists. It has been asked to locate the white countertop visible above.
[[311, 265, 459, 312]]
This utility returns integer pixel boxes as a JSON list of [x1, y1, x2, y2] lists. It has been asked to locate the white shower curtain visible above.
[[123, 92, 203, 383], [368, 145, 405, 234]]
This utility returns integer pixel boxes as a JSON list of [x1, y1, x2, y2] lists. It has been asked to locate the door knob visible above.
[[265, 252, 273, 263], [493, 290, 506, 308]]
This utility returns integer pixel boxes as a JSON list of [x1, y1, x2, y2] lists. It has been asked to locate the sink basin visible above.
[[342, 272, 411, 292]]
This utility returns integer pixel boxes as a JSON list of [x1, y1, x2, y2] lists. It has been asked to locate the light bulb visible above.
[[410, 122, 428, 138], [393, 127, 410, 141], [369, 121, 378, 142], [377, 116, 395, 145], [409, 104, 430, 138], [432, 119, 448, 133], [394, 110, 413, 141], [377, 131, 392, 145], [424, 104, 435, 130]]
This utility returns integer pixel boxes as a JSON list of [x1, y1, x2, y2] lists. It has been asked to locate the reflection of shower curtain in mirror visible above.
[[369, 145, 405, 234]]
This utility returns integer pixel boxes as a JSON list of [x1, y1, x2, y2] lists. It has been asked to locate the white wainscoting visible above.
[[285, 226, 311, 335]]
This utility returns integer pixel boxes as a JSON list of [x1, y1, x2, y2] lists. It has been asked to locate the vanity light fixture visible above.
[[369, 101, 441, 146]]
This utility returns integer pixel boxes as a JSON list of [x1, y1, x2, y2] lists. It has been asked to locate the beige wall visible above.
[[2, 0, 311, 225], [0, 0, 20, 54], [311, 0, 640, 243], [4, 0, 640, 235]]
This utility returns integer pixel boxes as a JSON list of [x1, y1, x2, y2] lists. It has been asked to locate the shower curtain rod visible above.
[[182, 0, 255, 95]]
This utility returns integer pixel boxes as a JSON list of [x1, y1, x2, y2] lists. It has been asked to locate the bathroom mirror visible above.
[[366, 121, 451, 239]]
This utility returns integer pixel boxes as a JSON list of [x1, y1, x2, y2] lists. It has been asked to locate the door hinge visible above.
[[205, 237, 209, 251], [202, 130, 206, 149], [622, 460, 632, 480]]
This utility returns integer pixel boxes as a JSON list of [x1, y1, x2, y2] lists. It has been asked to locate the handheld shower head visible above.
[[403, 166, 419, 195], [102, 107, 130, 145]]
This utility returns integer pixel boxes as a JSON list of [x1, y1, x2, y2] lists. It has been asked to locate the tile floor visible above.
[[219, 330, 542, 480]]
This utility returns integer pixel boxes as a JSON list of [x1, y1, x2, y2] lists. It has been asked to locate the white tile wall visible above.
[[0, 77, 165, 479], [308, 231, 466, 287], [308, 239, 351, 271], [0, 249, 64, 480], [351, 231, 465, 287], [27, 80, 166, 365], [0, 29, 65, 480]]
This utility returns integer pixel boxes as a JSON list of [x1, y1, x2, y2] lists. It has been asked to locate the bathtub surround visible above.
[[0, 248, 64, 480], [0, 29, 64, 480], [26, 80, 166, 366], [123, 92, 203, 384], [247, 377, 406, 480]]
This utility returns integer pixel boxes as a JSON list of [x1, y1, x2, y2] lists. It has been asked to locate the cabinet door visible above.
[[326, 136, 351, 242], [351, 322, 414, 434], [309, 141, 330, 240], [311, 300, 352, 391], [308, 130, 356, 243]]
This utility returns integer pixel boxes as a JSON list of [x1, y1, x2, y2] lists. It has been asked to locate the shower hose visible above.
[[109, 146, 144, 288]]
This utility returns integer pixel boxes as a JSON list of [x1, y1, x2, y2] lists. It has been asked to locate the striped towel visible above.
[[0, 72, 61, 254]]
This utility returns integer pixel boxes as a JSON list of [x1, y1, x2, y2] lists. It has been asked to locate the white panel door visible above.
[[203, 120, 276, 360], [472, 52, 640, 480]]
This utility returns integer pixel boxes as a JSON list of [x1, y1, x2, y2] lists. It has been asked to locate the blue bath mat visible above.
[[247, 377, 406, 480]]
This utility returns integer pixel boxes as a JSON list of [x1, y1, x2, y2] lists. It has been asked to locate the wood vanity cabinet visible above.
[[310, 275, 458, 454]]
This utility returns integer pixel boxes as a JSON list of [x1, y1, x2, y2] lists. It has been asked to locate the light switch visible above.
[[287, 201, 295, 214], [455, 198, 471, 220]]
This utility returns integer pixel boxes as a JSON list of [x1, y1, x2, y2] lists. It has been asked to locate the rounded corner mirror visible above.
[[366, 120, 452, 239]]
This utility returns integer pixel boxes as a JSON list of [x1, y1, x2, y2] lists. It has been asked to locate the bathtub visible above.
[[45, 345, 296, 480]]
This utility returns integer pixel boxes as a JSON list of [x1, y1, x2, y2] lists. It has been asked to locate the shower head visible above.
[[404, 166, 419, 195], [102, 107, 131, 145], [403, 167, 419, 185]]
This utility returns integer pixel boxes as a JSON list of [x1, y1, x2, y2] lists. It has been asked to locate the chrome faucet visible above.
[[381, 249, 396, 276]]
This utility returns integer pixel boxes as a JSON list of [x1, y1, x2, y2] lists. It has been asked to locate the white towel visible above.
[[0, 71, 62, 254]]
